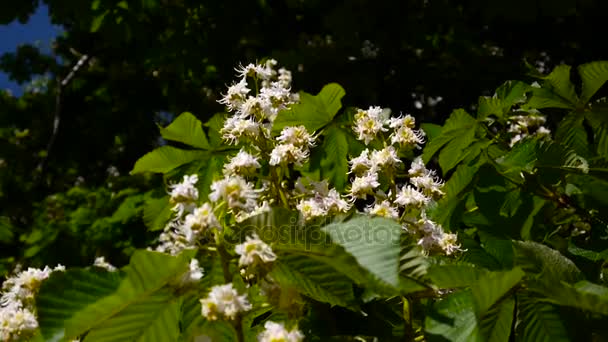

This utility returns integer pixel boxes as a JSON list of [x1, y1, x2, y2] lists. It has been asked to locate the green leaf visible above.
[[84, 291, 181, 342], [64, 250, 192, 338], [204, 112, 228, 147], [500, 190, 522, 217], [271, 254, 356, 309], [555, 113, 590, 158], [159, 112, 210, 149], [520, 196, 547, 240], [0, 216, 14, 243], [422, 109, 478, 163], [427, 264, 489, 288], [420, 123, 442, 141], [425, 290, 482, 342], [578, 61, 608, 104], [37, 269, 123, 341], [322, 216, 401, 287], [131, 146, 207, 174], [567, 242, 608, 262], [516, 293, 570, 342], [91, 10, 108, 32], [470, 268, 524, 317], [512, 241, 583, 284], [477, 96, 505, 120], [495, 81, 531, 108], [528, 279, 608, 315], [543, 65, 578, 105], [524, 87, 575, 110], [438, 127, 476, 173], [319, 126, 350, 191], [142, 196, 172, 231], [273, 83, 345, 133], [479, 296, 515, 342], [495, 138, 539, 183]]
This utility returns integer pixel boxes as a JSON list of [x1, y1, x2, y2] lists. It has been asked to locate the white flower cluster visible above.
[[1, 265, 64, 341], [257, 321, 304, 342], [348, 108, 460, 255], [156, 173, 222, 254], [93, 257, 116, 272], [295, 179, 351, 221], [200, 283, 251, 321], [270, 126, 316, 167], [177, 259, 204, 287], [220, 60, 298, 144], [235, 234, 277, 267], [507, 114, 551, 146]]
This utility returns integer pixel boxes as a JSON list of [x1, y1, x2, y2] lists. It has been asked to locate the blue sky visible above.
[[0, 4, 62, 96]]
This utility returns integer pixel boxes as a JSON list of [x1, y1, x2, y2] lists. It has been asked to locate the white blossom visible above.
[[221, 116, 261, 145], [276, 126, 315, 148], [209, 176, 259, 211], [218, 78, 250, 111], [322, 189, 352, 214], [235, 234, 277, 266], [93, 257, 117, 272], [169, 175, 199, 205], [224, 150, 261, 176], [387, 114, 416, 129], [353, 106, 388, 145], [0, 303, 38, 341], [297, 198, 328, 220], [350, 172, 380, 199], [179, 259, 204, 286], [366, 200, 399, 219], [390, 126, 425, 149], [349, 149, 372, 175], [408, 157, 427, 177], [257, 321, 304, 342], [269, 143, 310, 166], [235, 63, 273, 80], [370, 146, 401, 170], [410, 172, 444, 198], [200, 283, 252, 321], [182, 203, 220, 242], [395, 185, 430, 209]]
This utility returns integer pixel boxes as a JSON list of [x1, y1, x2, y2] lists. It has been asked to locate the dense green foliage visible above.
[[2, 1, 608, 341]]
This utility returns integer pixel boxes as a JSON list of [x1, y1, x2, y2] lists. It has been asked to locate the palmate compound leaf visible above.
[[37, 250, 193, 341], [272, 83, 346, 133], [528, 279, 608, 316], [158, 112, 210, 149]]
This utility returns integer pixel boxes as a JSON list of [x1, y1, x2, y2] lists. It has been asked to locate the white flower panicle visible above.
[[257, 321, 305, 342], [200, 283, 252, 321], [235, 234, 277, 266], [1, 265, 64, 341], [220, 61, 298, 145], [93, 257, 117, 272], [353, 106, 388, 145], [209, 176, 260, 212]]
